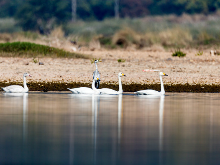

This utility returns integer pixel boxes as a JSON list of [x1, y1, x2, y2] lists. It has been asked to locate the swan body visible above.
[[68, 77, 100, 94], [99, 72, 126, 95], [68, 87, 95, 94], [2, 73, 31, 93], [93, 60, 101, 89], [99, 88, 119, 94], [136, 89, 162, 95], [135, 71, 168, 96]]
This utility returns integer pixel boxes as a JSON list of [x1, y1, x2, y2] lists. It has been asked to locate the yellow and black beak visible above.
[[122, 73, 126, 77], [163, 73, 168, 76]]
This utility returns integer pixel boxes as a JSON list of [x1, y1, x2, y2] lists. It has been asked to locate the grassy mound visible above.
[[0, 42, 89, 58]]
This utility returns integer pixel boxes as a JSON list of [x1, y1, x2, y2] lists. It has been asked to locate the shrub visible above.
[[172, 48, 186, 57], [117, 59, 126, 62], [195, 51, 203, 56], [50, 26, 64, 38], [159, 27, 192, 47], [112, 28, 140, 48]]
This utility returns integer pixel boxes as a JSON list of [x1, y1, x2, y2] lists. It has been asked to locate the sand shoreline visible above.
[[0, 49, 220, 92], [0, 81, 219, 92]]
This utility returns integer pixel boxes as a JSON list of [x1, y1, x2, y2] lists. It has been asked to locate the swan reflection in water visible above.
[[92, 94, 123, 164], [136, 95, 165, 150], [159, 96, 164, 151], [92, 94, 99, 164], [118, 94, 122, 144], [3, 93, 28, 142], [69, 93, 123, 164]]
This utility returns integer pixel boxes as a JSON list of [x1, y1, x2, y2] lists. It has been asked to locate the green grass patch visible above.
[[117, 59, 126, 63], [195, 51, 203, 56], [0, 42, 89, 59], [172, 48, 186, 57]]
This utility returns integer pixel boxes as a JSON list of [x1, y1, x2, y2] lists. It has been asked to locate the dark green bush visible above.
[[172, 48, 186, 57], [117, 59, 126, 62]]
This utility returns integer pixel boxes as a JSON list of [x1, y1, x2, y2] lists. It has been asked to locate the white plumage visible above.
[[135, 70, 168, 96], [2, 73, 31, 93], [98, 72, 126, 95], [68, 77, 100, 94]]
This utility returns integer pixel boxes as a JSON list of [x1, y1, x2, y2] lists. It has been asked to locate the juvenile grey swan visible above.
[[93, 60, 101, 89]]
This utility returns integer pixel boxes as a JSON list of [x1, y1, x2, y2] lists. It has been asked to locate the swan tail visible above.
[[1, 87, 7, 92]]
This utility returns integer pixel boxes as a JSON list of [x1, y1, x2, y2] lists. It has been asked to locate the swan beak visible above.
[[122, 73, 126, 76], [96, 77, 99, 80], [163, 73, 168, 76]]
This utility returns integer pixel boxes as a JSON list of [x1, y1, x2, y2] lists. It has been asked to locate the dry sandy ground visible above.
[[0, 49, 219, 85]]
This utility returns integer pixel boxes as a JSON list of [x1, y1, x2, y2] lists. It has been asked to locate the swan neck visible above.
[[92, 79, 99, 93], [92, 79, 96, 90], [95, 63, 98, 70], [118, 76, 123, 93], [23, 76, 27, 89], [160, 75, 165, 94]]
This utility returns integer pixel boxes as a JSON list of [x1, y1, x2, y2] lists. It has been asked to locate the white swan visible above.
[[98, 72, 126, 95], [93, 60, 101, 89], [135, 70, 168, 95], [68, 77, 100, 94], [2, 73, 31, 93]]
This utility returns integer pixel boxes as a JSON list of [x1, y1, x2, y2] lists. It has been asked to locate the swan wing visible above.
[[135, 89, 162, 95], [2, 85, 27, 93], [67, 88, 78, 94], [68, 87, 94, 94], [99, 88, 118, 95]]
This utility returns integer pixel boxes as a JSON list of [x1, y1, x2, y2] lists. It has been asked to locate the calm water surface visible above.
[[0, 92, 220, 165]]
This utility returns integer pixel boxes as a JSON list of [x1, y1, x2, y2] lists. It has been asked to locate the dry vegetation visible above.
[[2, 12, 220, 51], [1, 14, 220, 89]]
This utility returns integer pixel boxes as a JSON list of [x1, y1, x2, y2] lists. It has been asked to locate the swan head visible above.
[[159, 72, 168, 76], [23, 73, 31, 77], [143, 69, 168, 76], [94, 59, 102, 63], [118, 72, 126, 77]]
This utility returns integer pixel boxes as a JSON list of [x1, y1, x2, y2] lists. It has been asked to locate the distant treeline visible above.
[[1, 0, 220, 31]]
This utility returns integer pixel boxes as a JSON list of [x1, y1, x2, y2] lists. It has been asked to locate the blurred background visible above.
[[1, 0, 220, 50]]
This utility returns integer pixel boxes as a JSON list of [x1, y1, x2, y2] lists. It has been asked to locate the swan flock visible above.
[[68, 72, 126, 95], [1, 63, 168, 95]]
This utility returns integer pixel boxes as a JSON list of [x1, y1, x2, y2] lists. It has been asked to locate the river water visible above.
[[0, 92, 220, 165]]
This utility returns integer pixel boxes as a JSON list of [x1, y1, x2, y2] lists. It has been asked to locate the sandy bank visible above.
[[0, 49, 220, 91]]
